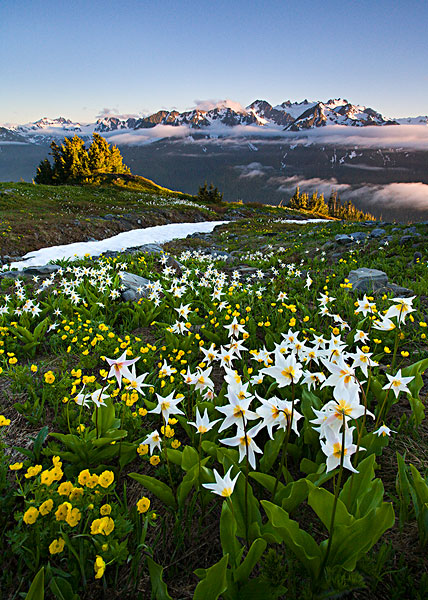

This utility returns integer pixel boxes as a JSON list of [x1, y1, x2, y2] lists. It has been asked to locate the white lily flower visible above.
[[202, 466, 240, 497]]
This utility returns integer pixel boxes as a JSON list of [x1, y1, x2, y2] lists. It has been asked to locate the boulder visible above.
[[349, 232, 367, 242], [335, 234, 353, 245], [119, 272, 153, 302], [347, 268, 388, 292], [346, 267, 414, 296], [369, 228, 386, 238]]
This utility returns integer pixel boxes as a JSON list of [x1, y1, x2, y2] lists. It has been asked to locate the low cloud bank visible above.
[[271, 175, 428, 212], [106, 122, 428, 151]]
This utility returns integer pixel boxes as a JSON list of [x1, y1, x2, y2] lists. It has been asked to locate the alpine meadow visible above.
[[1, 1, 428, 599]]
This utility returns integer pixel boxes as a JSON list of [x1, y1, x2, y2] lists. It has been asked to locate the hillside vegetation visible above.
[[0, 203, 427, 599]]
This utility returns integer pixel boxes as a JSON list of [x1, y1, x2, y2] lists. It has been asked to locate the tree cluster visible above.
[[288, 187, 375, 221], [35, 134, 131, 185], [196, 182, 224, 204]]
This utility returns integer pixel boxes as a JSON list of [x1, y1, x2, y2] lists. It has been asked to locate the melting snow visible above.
[[7, 221, 228, 270]]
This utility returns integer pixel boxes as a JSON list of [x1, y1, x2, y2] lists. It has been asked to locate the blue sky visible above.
[[1, 0, 427, 123]]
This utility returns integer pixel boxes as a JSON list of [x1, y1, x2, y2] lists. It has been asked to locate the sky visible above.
[[1, 0, 427, 124]]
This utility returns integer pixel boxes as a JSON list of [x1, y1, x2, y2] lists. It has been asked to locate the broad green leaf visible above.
[[308, 486, 354, 531], [129, 473, 177, 510], [25, 567, 44, 600], [147, 557, 172, 600], [396, 452, 412, 526], [50, 577, 79, 600], [262, 500, 322, 580], [325, 503, 395, 571], [259, 429, 285, 473], [220, 500, 241, 568], [193, 554, 229, 600], [234, 538, 267, 584], [182, 445, 200, 471]]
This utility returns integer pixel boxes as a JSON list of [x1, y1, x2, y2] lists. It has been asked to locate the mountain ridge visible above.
[[3, 98, 423, 145]]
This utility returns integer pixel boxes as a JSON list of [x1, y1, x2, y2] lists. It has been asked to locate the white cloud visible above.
[[235, 162, 274, 178], [270, 175, 428, 212], [192, 99, 246, 112]]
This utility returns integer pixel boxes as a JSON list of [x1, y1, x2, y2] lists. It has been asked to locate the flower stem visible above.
[[321, 412, 346, 575]]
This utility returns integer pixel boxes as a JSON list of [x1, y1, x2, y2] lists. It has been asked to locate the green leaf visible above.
[[340, 454, 380, 517], [259, 429, 285, 473], [147, 557, 172, 600], [325, 503, 395, 571], [50, 577, 79, 600], [25, 567, 44, 600], [193, 554, 229, 600], [129, 473, 177, 510], [261, 500, 322, 580], [182, 445, 200, 471], [220, 500, 241, 568], [91, 398, 116, 437], [234, 538, 267, 584], [396, 452, 412, 526], [308, 486, 354, 531]]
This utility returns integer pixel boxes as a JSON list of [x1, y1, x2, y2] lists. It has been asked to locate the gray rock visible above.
[[322, 240, 336, 250], [0, 270, 22, 280], [379, 283, 414, 297], [399, 235, 413, 246], [23, 265, 61, 276], [347, 268, 388, 292], [120, 272, 153, 301], [335, 234, 353, 245], [138, 243, 164, 254], [404, 226, 417, 235], [369, 228, 386, 238], [349, 232, 367, 242], [166, 255, 184, 275]]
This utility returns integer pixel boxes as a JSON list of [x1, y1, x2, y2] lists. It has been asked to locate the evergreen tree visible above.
[[34, 158, 54, 184], [196, 181, 224, 203], [34, 133, 130, 185]]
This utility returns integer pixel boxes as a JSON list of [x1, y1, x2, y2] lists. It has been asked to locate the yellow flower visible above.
[[76, 424, 85, 433], [44, 371, 55, 384], [69, 487, 84, 502], [86, 473, 99, 489], [98, 470, 114, 488], [91, 516, 115, 536], [137, 444, 149, 456], [24, 464, 42, 478], [23, 507, 39, 524], [58, 481, 73, 496], [55, 502, 72, 521], [150, 455, 160, 466], [39, 499, 54, 515], [66, 507, 81, 527], [138, 408, 147, 417], [49, 537, 65, 555], [40, 469, 54, 486], [136, 497, 150, 514], [171, 439, 181, 449], [94, 555, 106, 579], [9, 462, 23, 471], [30, 364, 38, 373], [8, 357, 18, 365], [100, 504, 112, 515], [78, 469, 91, 486], [0, 415, 11, 426]]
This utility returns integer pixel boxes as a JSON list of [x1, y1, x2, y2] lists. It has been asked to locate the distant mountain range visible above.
[[1, 98, 427, 146], [1, 98, 428, 222]]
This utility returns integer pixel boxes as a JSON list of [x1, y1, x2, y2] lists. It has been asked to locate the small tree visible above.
[[197, 181, 224, 204], [35, 134, 130, 185]]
